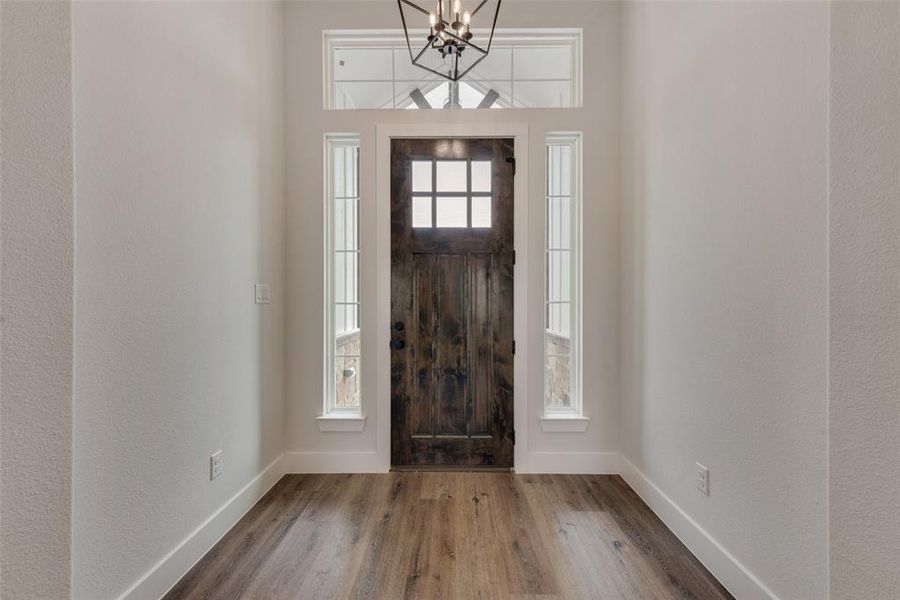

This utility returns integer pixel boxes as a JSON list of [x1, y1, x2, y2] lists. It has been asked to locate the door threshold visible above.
[[390, 465, 513, 473]]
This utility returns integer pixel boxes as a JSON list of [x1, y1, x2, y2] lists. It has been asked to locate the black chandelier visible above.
[[398, 0, 502, 82]]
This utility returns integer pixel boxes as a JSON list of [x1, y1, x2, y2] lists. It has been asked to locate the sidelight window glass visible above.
[[325, 134, 362, 414], [544, 133, 582, 414]]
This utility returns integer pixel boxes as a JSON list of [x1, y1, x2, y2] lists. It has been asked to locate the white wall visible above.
[[0, 2, 74, 597], [619, 2, 829, 598], [829, 3, 900, 598], [70, 2, 285, 598], [284, 1, 621, 471]]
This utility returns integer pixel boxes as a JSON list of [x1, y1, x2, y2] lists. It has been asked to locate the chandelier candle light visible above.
[[398, 0, 501, 81]]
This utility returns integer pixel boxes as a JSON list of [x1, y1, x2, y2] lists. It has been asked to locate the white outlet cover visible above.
[[210, 450, 224, 481], [255, 284, 271, 304], [696, 462, 709, 496]]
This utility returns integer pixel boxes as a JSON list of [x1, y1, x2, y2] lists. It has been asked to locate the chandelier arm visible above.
[[400, 0, 430, 16], [485, 0, 501, 52], [412, 61, 455, 81], [398, 0, 417, 62], [412, 40, 433, 64], [455, 52, 487, 80], [469, 0, 489, 18]]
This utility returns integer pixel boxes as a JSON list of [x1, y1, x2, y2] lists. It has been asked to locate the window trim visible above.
[[542, 132, 584, 419], [317, 413, 366, 432], [324, 133, 363, 418], [323, 28, 583, 110]]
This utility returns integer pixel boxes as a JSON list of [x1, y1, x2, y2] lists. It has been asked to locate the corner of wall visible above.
[[0, 1, 75, 597], [827, 3, 900, 597]]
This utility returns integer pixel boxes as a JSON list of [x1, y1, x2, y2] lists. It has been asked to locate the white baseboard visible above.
[[619, 456, 778, 600], [283, 450, 385, 473], [118, 454, 286, 600], [520, 451, 620, 474]]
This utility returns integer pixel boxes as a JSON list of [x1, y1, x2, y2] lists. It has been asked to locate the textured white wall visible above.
[[0, 2, 74, 598], [829, 3, 900, 598], [619, 2, 829, 598], [284, 1, 622, 462], [70, 2, 285, 598]]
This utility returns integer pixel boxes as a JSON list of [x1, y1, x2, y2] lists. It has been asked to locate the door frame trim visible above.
[[375, 123, 530, 472]]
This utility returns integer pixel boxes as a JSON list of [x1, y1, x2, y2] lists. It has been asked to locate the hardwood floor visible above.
[[165, 473, 733, 600]]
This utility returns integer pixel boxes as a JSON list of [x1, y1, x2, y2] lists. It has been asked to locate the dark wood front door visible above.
[[390, 138, 515, 469]]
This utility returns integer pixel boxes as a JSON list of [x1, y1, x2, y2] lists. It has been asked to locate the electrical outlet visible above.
[[210, 450, 224, 481], [255, 283, 271, 305], [696, 462, 709, 496]]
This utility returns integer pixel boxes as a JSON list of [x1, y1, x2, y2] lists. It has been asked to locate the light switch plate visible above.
[[255, 284, 271, 304]]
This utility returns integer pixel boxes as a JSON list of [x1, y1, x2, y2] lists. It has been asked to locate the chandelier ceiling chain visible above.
[[398, 0, 502, 82]]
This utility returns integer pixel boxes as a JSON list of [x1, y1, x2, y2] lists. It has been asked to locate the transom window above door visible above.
[[411, 159, 492, 228], [324, 29, 582, 110]]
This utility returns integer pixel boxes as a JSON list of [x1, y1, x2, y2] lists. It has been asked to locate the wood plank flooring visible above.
[[165, 473, 733, 600]]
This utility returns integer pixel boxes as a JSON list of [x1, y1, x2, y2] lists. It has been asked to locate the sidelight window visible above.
[[544, 133, 581, 414], [325, 134, 362, 415], [411, 159, 492, 229]]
